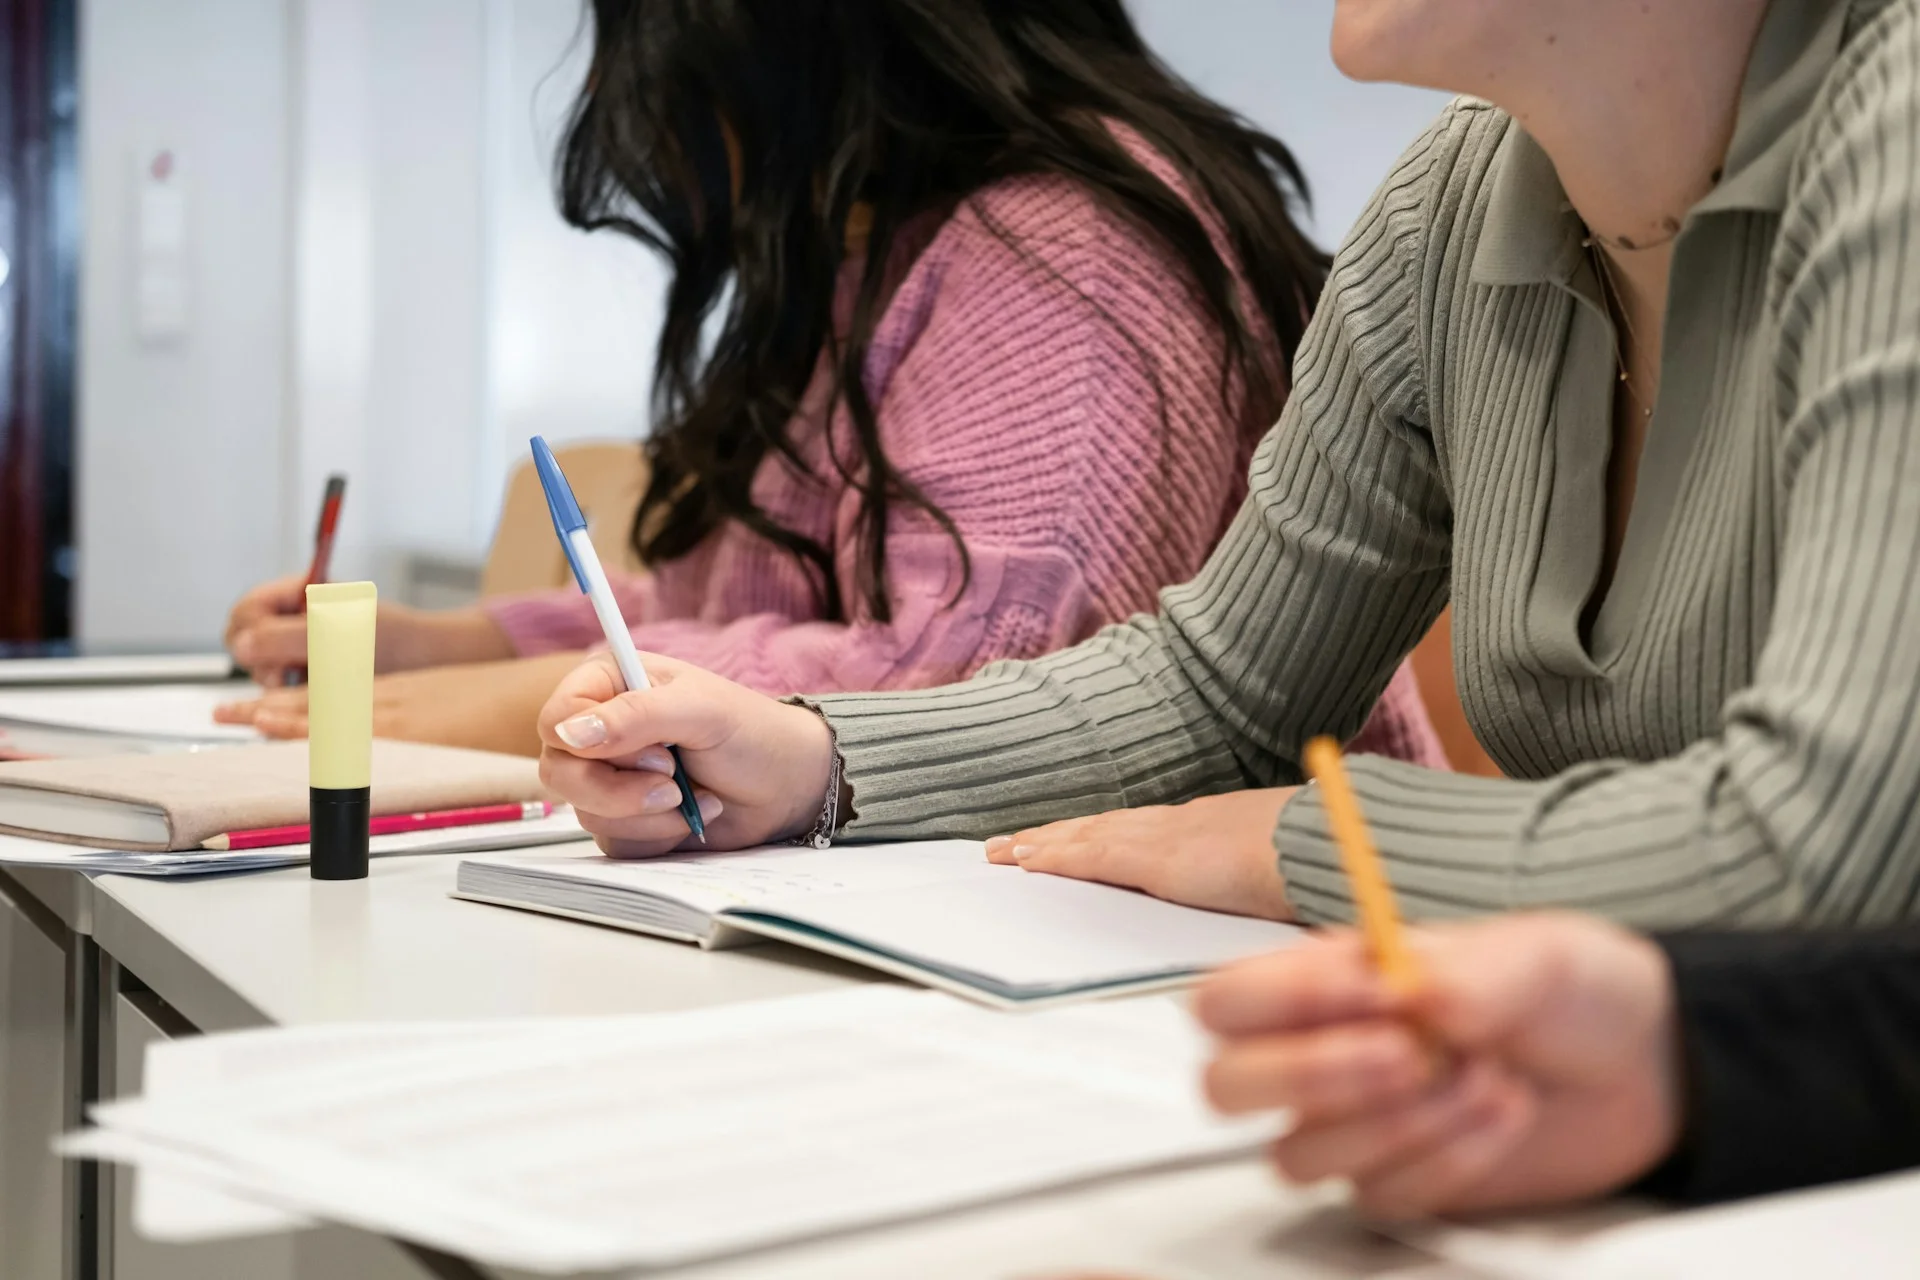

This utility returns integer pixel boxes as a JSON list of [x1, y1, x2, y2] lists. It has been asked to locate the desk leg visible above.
[[63, 936, 113, 1280], [0, 871, 70, 1280], [393, 1242, 497, 1280]]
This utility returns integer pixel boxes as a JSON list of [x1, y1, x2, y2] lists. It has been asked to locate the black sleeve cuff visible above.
[[1635, 927, 1920, 1205]]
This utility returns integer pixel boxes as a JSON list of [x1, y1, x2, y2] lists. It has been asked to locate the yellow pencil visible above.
[[1302, 736, 1422, 994]]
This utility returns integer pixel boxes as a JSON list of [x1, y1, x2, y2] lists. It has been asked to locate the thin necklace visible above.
[[1584, 237, 1655, 421]]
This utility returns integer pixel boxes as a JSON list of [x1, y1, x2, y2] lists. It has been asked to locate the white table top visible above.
[[560, 1167, 1463, 1280], [88, 852, 1492, 1280], [91, 851, 873, 1034], [4, 863, 93, 934]]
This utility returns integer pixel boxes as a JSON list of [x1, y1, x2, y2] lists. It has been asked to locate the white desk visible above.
[[90, 853, 868, 1033], [0, 855, 1483, 1280]]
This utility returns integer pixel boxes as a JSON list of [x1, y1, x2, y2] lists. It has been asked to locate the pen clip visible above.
[[530, 436, 593, 594]]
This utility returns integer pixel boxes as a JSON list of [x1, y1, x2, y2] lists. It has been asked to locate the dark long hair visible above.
[[560, 0, 1329, 622]]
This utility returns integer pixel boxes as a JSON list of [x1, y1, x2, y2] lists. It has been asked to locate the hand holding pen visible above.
[[535, 647, 844, 858], [1191, 740, 1680, 1218], [226, 475, 346, 687], [529, 437, 708, 843]]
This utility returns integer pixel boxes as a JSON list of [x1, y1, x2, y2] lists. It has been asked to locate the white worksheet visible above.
[[77, 989, 1278, 1273]]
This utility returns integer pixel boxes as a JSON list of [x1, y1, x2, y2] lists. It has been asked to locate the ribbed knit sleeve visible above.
[[1282, 18, 1920, 927], [814, 115, 1460, 837]]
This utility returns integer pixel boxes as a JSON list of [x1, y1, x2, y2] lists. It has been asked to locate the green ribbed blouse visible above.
[[812, 0, 1920, 928]]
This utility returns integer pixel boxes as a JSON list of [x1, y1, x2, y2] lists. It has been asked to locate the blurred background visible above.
[[0, 0, 1444, 650]]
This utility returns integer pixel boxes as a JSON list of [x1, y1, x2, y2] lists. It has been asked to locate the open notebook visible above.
[[456, 841, 1302, 1007]]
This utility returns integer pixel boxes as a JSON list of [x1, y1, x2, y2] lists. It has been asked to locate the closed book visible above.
[[0, 741, 549, 851]]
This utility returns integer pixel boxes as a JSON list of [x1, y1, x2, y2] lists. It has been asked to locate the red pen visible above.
[[305, 474, 349, 588], [284, 474, 348, 688], [202, 801, 553, 852]]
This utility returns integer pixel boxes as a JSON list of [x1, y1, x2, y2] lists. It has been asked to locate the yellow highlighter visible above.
[[306, 581, 377, 880], [1302, 736, 1421, 994]]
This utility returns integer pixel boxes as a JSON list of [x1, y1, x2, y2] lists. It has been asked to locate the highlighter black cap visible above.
[[310, 787, 370, 880]]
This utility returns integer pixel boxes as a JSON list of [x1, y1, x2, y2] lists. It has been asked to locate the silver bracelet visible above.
[[783, 699, 845, 849], [797, 739, 843, 849]]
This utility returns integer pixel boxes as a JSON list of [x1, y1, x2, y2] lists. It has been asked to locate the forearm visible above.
[[1637, 927, 1920, 1204], [422, 608, 516, 665], [819, 613, 1254, 838], [482, 575, 653, 657]]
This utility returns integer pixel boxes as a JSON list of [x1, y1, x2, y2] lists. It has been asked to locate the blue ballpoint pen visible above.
[[530, 436, 707, 842]]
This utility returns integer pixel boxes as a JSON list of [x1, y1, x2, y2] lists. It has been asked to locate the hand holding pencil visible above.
[[1191, 739, 1684, 1218]]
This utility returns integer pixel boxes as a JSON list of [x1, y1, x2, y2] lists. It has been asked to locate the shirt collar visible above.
[[1470, 0, 1856, 286]]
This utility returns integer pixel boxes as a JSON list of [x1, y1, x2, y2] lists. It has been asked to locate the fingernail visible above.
[[1011, 844, 1037, 862], [697, 793, 725, 822], [984, 835, 1012, 857], [557, 714, 608, 749], [633, 746, 675, 774], [644, 782, 682, 811]]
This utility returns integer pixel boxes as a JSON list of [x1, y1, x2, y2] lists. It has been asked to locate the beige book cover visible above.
[[0, 741, 549, 851]]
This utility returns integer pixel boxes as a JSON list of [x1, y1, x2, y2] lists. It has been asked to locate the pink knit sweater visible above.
[[486, 161, 1444, 766]]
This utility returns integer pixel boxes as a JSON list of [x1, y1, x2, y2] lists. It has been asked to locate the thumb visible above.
[[545, 670, 734, 760]]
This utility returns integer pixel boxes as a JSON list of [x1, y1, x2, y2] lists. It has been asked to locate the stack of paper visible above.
[[0, 816, 589, 877], [68, 988, 1278, 1273], [0, 653, 237, 687]]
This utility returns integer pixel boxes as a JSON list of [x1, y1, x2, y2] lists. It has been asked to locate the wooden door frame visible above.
[[0, 0, 78, 643]]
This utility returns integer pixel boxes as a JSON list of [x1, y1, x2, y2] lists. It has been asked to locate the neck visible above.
[[1494, 0, 1769, 253]]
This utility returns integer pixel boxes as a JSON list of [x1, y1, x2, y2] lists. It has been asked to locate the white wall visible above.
[[290, 0, 491, 582], [77, 0, 292, 647], [1130, 0, 1448, 246], [479, 2, 665, 539], [76, 0, 1445, 646]]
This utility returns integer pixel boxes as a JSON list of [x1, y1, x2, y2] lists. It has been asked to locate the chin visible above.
[[1331, 0, 1495, 91], [1330, 0, 1413, 83]]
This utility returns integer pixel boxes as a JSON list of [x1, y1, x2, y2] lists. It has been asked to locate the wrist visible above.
[[393, 606, 516, 670], [778, 700, 845, 844]]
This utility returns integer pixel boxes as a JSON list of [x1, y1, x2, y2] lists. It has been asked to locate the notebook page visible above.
[[738, 867, 1305, 997], [88, 989, 1274, 1273], [465, 839, 997, 918], [0, 683, 261, 742]]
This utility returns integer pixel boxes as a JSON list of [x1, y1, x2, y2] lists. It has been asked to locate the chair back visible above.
[[481, 442, 649, 597]]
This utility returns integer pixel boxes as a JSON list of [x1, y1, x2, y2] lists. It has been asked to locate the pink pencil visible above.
[[203, 801, 552, 851]]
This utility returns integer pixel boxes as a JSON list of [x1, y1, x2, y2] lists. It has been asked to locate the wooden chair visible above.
[[480, 442, 649, 597], [1408, 607, 1502, 777]]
